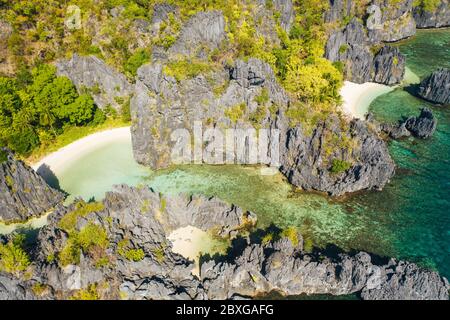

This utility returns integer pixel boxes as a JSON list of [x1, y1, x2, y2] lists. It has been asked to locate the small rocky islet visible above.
[[1, 0, 450, 300]]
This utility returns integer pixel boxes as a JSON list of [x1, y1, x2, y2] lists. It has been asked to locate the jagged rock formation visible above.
[[373, 46, 406, 85], [417, 68, 450, 105], [368, 107, 437, 139], [202, 239, 449, 300], [272, 0, 295, 32], [132, 48, 395, 196], [325, 18, 406, 84], [168, 11, 226, 57], [366, 0, 416, 43], [0, 186, 447, 300], [0, 149, 65, 223], [280, 115, 395, 196], [0, 274, 36, 300], [404, 107, 438, 138], [325, 0, 416, 42], [413, 0, 450, 28], [55, 54, 133, 110]]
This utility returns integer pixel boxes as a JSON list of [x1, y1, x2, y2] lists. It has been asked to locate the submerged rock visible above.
[[0, 149, 65, 223], [417, 68, 450, 105], [55, 54, 132, 110]]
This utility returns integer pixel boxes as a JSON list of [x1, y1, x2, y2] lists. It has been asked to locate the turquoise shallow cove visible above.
[[28, 29, 450, 279]]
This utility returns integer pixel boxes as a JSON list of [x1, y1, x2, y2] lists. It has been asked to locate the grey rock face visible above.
[[168, 11, 226, 57], [131, 56, 394, 196], [366, 0, 416, 43], [201, 236, 449, 300], [417, 68, 450, 105], [131, 58, 287, 169], [379, 121, 412, 139], [2, 186, 448, 300], [368, 108, 436, 139], [55, 54, 132, 110], [280, 116, 395, 196], [325, 19, 406, 84], [404, 107, 437, 138], [0, 149, 65, 223], [29, 185, 255, 299], [152, 3, 178, 24], [0, 274, 35, 300], [324, 0, 352, 23], [272, 0, 295, 32], [413, 0, 450, 28], [373, 46, 406, 85], [361, 260, 450, 300]]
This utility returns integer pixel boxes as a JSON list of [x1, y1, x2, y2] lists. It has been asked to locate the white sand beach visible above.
[[31, 126, 131, 174], [168, 226, 229, 277], [340, 81, 394, 119]]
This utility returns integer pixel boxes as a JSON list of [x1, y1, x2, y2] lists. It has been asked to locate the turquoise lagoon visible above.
[[4, 29, 449, 279]]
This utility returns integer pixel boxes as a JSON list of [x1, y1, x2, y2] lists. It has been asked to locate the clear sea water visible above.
[[3, 29, 448, 279]]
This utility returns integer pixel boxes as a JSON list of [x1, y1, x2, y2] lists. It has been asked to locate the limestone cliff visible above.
[[0, 186, 447, 300], [0, 149, 65, 223]]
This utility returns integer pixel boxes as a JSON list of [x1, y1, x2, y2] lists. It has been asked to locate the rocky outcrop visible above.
[[280, 116, 395, 196], [373, 46, 406, 85], [2, 186, 447, 300], [272, 0, 295, 32], [417, 68, 450, 105], [202, 238, 449, 300], [168, 11, 226, 58], [55, 54, 132, 110], [413, 0, 450, 28], [325, 19, 406, 84], [131, 55, 394, 196], [368, 107, 437, 139], [20, 186, 255, 299], [404, 107, 437, 138], [366, 0, 416, 43], [0, 273, 35, 300], [0, 149, 65, 223]]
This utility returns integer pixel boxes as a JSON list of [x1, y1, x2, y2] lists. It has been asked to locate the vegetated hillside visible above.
[[0, 0, 344, 156]]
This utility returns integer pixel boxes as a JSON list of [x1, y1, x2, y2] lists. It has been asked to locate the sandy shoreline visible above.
[[339, 81, 394, 119], [168, 226, 229, 276], [31, 126, 131, 174]]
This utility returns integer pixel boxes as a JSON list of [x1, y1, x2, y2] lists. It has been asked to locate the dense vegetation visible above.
[[0, 65, 108, 156], [2, 0, 430, 160], [0, 234, 30, 276]]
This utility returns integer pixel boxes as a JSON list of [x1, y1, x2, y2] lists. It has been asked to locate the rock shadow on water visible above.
[[36, 164, 68, 196]]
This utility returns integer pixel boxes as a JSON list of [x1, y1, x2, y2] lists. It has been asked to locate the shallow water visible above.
[[3, 30, 448, 279], [364, 29, 450, 276]]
